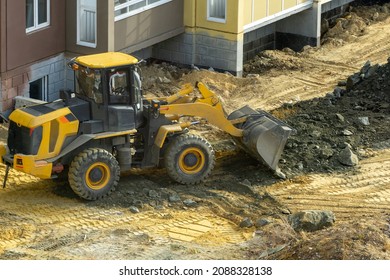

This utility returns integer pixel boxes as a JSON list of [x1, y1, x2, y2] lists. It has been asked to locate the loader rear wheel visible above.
[[68, 148, 120, 200], [164, 134, 215, 184]]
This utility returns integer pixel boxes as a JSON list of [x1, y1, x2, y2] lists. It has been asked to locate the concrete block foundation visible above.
[[153, 31, 243, 76]]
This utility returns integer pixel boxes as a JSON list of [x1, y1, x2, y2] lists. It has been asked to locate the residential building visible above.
[[154, 0, 356, 76], [0, 0, 356, 116], [0, 0, 184, 116], [0, 0, 66, 115]]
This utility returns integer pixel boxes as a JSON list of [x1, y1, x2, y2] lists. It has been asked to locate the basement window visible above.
[[207, 0, 226, 23], [26, 0, 50, 33], [114, 0, 172, 21]]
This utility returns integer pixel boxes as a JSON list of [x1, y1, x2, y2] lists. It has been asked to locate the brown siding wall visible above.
[[5, 0, 65, 71], [66, 0, 114, 55], [114, 0, 184, 52]]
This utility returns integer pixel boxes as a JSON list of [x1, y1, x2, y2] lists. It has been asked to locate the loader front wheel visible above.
[[164, 134, 215, 184], [68, 148, 120, 200]]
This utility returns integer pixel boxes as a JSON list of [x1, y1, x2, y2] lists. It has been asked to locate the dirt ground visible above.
[[1, 3, 390, 260]]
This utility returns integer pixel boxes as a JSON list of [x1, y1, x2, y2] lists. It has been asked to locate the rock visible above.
[[133, 200, 144, 209], [361, 60, 371, 75], [191, 64, 200, 71], [337, 80, 347, 87], [320, 146, 334, 159], [309, 130, 321, 138], [129, 206, 140, 214], [208, 67, 215, 72], [240, 179, 252, 187], [279, 207, 291, 215], [161, 77, 171, 83], [246, 73, 260, 78], [342, 142, 352, 149], [323, 98, 333, 106], [288, 210, 335, 232], [336, 113, 345, 122], [148, 190, 159, 199], [365, 64, 379, 79], [333, 87, 343, 98], [358, 117, 370, 126], [255, 218, 271, 227], [275, 170, 287, 179], [338, 146, 359, 166], [346, 73, 361, 90], [239, 217, 254, 228], [342, 129, 353, 136], [149, 200, 158, 208], [168, 192, 181, 203], [183, 199, 197, 207]]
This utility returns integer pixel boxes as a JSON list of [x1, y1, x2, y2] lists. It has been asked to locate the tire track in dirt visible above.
[[249, 18, 390, 111], [266, 148, 390, 220], [0, 165, 250, 258]]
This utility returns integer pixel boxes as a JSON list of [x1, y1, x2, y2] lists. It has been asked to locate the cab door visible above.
[[106, 68, 136, 132]]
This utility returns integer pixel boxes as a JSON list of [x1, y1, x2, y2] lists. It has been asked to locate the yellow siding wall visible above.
[[248, 0, 313, 24], [269, 0, 283, 15], [183, 0, 313, 39], [243, 0, 252, 26], [196, 0, 240, 34], [184, 0, 196, 27], [254, 0, 267, 21], [284, 0, 298, 9]]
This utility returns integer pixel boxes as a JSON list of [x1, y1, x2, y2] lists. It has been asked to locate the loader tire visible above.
[[68, 148, 120, 200], [164, 134, 215, 184]]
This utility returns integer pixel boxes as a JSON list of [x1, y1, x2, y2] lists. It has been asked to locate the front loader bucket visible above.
[[228, 106, 295, 175]]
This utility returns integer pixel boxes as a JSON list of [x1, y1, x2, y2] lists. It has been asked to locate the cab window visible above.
[[75, 67, 103, 104], [108, 68, 130, 104]]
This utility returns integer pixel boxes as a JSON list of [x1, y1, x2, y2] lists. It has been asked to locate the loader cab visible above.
[[69, 52, 144, 133]]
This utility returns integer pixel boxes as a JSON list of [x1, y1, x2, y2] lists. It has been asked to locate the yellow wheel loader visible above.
[[0, 52, 294, 200]]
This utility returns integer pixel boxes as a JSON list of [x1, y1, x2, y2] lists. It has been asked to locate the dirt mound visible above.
[[277, 58, 390, 176], [271, 218, 390, 260], [322, 3, 390, 45], [243, 49, 303, 74]]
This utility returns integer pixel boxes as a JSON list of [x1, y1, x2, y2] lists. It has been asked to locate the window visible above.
[[77, 0, 97, 48], [76, 67, 103, 104], [26, 0, 50, 33], [108, 69, 130, 104], [114, 0, 172, 21], [207, 0, 226, 23], [29, 76, 48, 101]]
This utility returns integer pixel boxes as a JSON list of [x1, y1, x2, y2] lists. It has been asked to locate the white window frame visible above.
[[114, 0, 172, 22], [77, 0, 97, 48], [207, 0, 226, 23], [26, 0, 51, 33]]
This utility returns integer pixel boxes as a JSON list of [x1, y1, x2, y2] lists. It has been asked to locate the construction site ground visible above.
[[1, 3, 390, 260]]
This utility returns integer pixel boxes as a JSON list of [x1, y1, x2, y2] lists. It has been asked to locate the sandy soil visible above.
[[1, 4, 390, 260]]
